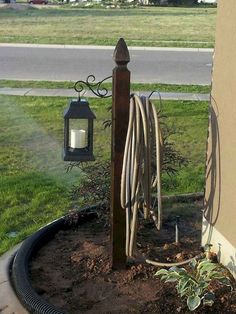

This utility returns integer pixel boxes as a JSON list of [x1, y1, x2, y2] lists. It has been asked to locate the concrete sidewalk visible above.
[[0, 87, 210, 101], [0, 245, 28, 314]]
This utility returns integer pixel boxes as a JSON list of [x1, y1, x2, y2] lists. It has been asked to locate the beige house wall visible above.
[[203, 0, 236, 277]]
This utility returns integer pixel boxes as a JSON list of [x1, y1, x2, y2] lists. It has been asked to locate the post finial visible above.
[[113, 38, 130, 65]]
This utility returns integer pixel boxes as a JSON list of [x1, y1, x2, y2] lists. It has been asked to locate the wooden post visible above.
[[111, 38, 130, 269]]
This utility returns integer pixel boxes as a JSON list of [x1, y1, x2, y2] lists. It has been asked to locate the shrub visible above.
[[68, 160, 111, 208], [149, 0, 199, 5]]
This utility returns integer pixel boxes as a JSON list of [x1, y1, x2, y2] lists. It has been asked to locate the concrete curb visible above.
[[0, 244, 29, 314], [0, 43, 214, 53], [0, 88, 210, 101]]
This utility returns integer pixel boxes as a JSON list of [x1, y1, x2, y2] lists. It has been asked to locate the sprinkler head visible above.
[[175, 216, 180, 224]]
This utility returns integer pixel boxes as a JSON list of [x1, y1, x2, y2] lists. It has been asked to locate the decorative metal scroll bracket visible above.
[[74, 74, 112, 99], [74, 75, 162, 105]]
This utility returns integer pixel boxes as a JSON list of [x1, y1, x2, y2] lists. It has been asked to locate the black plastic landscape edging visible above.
[[11, 205, 99, 314]]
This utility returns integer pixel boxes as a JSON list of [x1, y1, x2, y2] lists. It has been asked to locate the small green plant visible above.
[[155, 258, 233, 311]]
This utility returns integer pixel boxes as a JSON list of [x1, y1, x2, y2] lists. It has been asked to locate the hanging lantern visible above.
[[63, 98, 96, 161]]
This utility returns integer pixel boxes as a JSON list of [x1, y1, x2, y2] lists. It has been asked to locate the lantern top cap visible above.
[[64, 98, 96, 119]]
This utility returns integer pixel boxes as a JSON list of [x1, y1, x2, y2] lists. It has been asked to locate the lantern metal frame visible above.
[[63, 75, 112, 162], [63, 98, 96, 161]]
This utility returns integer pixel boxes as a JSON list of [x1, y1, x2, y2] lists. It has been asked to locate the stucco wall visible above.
[[203, 0, 236, 277]]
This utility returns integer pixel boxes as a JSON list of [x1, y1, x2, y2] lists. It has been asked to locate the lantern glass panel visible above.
[[69, 119, 88, 150]]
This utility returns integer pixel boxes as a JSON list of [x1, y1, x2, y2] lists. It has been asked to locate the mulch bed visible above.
[[29, 203, 236, 313]]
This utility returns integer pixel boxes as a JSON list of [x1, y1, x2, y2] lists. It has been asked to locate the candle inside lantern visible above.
[[70, 129, 87, 149]]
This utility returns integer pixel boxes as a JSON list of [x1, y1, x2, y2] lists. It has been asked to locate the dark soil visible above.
[[30, 202, 236, 314]]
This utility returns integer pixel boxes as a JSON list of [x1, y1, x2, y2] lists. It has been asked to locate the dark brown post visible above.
[[111, 38, 130, 269]]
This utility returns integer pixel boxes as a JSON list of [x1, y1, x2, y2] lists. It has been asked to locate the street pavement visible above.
[[0, 44, 213, 85]]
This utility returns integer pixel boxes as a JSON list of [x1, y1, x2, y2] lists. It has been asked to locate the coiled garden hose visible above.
[[121, 94, 204, 267], [121, 94, 162, 257]]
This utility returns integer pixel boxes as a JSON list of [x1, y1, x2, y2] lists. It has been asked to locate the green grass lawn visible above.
[[161, 100, 209, 194], [0, 6, 216, 47], [0, 94, 208, 255]]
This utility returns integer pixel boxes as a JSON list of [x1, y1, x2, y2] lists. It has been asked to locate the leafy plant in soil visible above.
[[155, 258, 233, 311]]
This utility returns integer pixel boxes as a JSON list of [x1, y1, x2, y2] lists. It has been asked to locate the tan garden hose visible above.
[[121, 94, 204, 267]]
